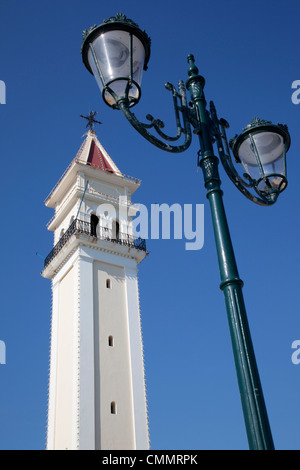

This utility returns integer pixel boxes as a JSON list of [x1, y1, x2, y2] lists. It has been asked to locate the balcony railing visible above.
[[44, 218, 147, 269]]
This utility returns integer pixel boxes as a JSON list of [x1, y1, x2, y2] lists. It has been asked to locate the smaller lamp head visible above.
[[230, 118, 291, 201], [81, 13, 151, 109]]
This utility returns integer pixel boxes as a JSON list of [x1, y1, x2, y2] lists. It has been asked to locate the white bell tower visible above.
[[42, 126, 149, 450]]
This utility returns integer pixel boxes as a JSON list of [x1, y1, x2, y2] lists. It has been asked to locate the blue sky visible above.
[[0, 0, 299, 450]]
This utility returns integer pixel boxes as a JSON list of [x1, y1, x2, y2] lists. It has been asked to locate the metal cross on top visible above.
[[80, 111, 102, 131]]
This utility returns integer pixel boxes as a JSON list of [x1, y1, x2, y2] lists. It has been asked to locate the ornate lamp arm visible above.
[[113, 80, 192, 153], [209, 101, 277, 206]]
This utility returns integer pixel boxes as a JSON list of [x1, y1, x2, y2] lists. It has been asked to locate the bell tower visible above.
[[42, 122, 149, 450]]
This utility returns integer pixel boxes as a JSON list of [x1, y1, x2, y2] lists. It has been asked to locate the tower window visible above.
[[108, 336, 114, 347], [106, 279, 111, 289], [112, 219, 120, 240], [90, 214, 99, 237], [111, 401, 117, 414]]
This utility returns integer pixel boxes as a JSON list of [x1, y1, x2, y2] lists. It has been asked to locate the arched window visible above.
[[90, 214, 99, 237]]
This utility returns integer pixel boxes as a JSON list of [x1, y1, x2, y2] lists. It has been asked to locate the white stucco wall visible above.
[[54, 265, 75, 450], [93, 260, 135, 450]]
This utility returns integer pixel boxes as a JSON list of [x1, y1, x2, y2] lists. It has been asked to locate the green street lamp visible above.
[[81, 13, 291, 450], [229, 118, 290, 202]]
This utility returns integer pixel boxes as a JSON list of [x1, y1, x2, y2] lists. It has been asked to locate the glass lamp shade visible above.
[[82, 14, 151, 108], [231, 118, 291, 197]]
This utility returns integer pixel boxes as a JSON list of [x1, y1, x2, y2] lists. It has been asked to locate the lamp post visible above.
[[81, 13, 291, 450]]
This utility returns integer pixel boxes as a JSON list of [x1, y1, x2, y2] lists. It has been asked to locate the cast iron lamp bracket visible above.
[[115, 79, 193, 153], [114, 71, 289, 207]]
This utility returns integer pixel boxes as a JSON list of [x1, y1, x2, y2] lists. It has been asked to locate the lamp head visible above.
[[230, 118, 291, 201], [81, 13, 151, 109]]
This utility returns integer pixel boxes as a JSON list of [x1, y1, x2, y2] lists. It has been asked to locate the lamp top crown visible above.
[[235, 117, 291, 152], [81, 13, 151, 71]]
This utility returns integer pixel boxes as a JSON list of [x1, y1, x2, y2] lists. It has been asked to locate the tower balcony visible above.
[[43, 218, 147, 270]]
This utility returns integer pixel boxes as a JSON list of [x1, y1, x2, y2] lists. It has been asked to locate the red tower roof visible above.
[[74, 130, 122, 176], [87, 139, 115, 173]]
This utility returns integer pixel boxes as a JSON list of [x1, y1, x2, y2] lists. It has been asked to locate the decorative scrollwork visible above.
[[103, 13, 139, 28], [115, 80, 192, 153], [82, 24, 97, 41]]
